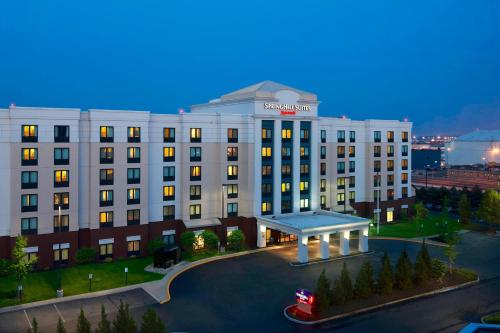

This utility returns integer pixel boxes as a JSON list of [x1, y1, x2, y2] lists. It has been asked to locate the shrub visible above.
[[378, 251, 393, 295], [314, 269, 331, 312], [414, 241, 432, 285], [147, 237, 165, 256], [332, 262, 353, 305], [354, 262, 374, 299], [180, 231, 195, 255], [227, 230, 245, 251], [431, 258, 446, 281], [0, 258, 11, 277], [57, 316, 67, 333], [96, 305, 112, 333], [76, 308, 91, 333], [76, 247, 97, 265], [394, 248, 413, 290], [113, 300, 137, 333], [141, 308, 167, 333], [201, 230, 219, 252]]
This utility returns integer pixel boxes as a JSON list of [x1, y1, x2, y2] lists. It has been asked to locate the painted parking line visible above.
[[24, 309, 32, 329], [54, 304, 65, 322]]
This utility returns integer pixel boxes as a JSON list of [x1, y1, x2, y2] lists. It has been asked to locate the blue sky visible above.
[[0, 1, 499, 135]]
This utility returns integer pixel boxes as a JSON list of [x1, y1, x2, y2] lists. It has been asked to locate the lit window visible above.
[[262, 165, 272, 177], [127, 147, 140, 163], [194, 230, 204, 249], [387, 131, 394, 142], [262, 128, 272, 140], [300, 198, 309, 209], [100, 169, 114, 185], [100, 190, 113, 206], [387, 145, 394, 157], [402, 131, 409, 142], [100, 243, 113, 258], [227, 184, 238, 198], [228, 128, 238, 142], [349, 146, 355, 157], [387, 211, 394, 222], [374, 145, 381, 157], [127, 209, 140, 225], [100, 147, 114, 163], [21, 148, 38, 165], [163, 186, 175, 200], [163, 205, 175, 220], [127, 240, 140, 255], [281, 182, 291, 193], [320, 179, 326, 192], [190, 166, 201, 180], [402, 173, 408, 184], [100, 126, 114, 142], [99, 212, 113, 226], [54, 245, 69, 263], [300, 146, 309, 158], [261, 147, 272, 158], [281, 128, 292, 139], [300, 181, 309, 192], [190, 185, 202, 200], [337, 146, 345, 157], [127, 188, 140, 204], [281, 165, 291, 177], [261, 202, 272, 214], [402, 159, 408, 170], [337, 177, 345, 188], [190, 128, 202, 142], [54, 170, 69, 187], [54, 192, 69, 209], [402, 187, 409, 198], [190, 204, 201, 219], [227, 147, 238, 161], [128, 127, 141, 142], [300, 164, 309, 175], [336, 193, 345, 205], [163, 128, 175, 142], [163, 147, 175, 162], [227, 165, 238, 179], [22, 125, 38, 142]]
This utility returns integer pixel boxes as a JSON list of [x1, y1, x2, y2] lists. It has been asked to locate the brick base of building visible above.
[[353, 196, 416, 223]]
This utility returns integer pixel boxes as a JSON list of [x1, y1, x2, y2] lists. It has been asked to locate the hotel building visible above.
[[0, 81, 413, 267]]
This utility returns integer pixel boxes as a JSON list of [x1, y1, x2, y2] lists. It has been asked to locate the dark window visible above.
[[281, 147, 291, 160], [337, 162, 345, 174], [163, 128, 175, 143], [100, 147, 114, 164], [349, 131, 356, 143], [300, 164, 309, 176], [53, 214, 69, 232], [190, 185, 202, 200], [349, 176, 355, 188], [100, 126, 114, 143], [21, 171, 38, 189], [300, 129, 309, 142], [281, 165, 291, 178], [337, 130, 345, 143], [163, 166, 175, 181], [402, 145, 409, 156], [228, 128, 238, 143], [21, 194, 38, 212], [54, 192, 69, 210], [374, 146, 381, 158], [261, 183, 272, 196], [21, 217, 38, 235], [281, 200, 292, 214], [349, 161, 355, 173], [374, 131, 381, 143], [227, 203, 238, 217], [128, 127, 141, 143], [127, 209, 140, 225], [321, 146, 327, 159], [320, 162, 326, 176], [100, 169, 114, 185], [21, 148, 38, 166], [226, 184, 238, 198], [22, 125, 38, 142], [127, 168, 140, 184], [163, 205, 175, 221], [374, 160, 381, 172], [190, 147, 201, 162], [54, 125, 70, 142], [320, 130, 326, 143], [54, 148, 70, 165]]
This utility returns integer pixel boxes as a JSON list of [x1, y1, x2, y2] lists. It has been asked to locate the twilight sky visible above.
[[1, 1, 499, 135]]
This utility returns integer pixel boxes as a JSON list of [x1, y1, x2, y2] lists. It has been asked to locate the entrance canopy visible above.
[[256, 210, 371, 263]]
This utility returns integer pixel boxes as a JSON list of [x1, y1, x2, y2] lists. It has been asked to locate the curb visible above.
[[283, 277, 480, 325], [289, 251, 375, 267], [370, 236, 447, 247], [161, 244, 296, 304]]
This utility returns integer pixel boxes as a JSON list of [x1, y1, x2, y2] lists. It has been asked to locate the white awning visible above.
[[162, 230, 176, 236], [126, 235, 141, 242], [53, 243, 70, 250], [99, 238, 114, 245], [183, 218, 221, 229], [24, 246, 39, 253]]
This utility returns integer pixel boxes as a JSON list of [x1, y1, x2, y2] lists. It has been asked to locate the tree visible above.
[[26, 317, 39, 333], [414, 202, 428, 222], [314, 269, 331, 312], [444, 233, 459, 274], [331, 263, 354, 305], [414, 241, 432, 285], [11, 235, 37, 298], [96, 305, 112, 333], [478, 190, 500, 226], [201, 230, 219, 252], [113, 300, 137, 333], [354, 262, 374, 299], [394, 248, 413, 290], [226, 230, 245, 252], [76, 308, 91, 333], [377, 251, 393, 295], [75, 247, 97, 265], [458, 193, 472, 224], [56, 317, 66, 333], [180, 231, 195, 255], [431, 258, 446, 282], [470, 185, 483, 209], [141, 308, 166, 333], [147, 237, 165, 256]]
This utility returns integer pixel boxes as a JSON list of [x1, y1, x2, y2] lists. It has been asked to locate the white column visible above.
[[339, 230, 350, 256], [253, 119, 262, 216], [273, 120, 282, 214], [358, 227, 369, 252], [292, 121, 301, 213], [310, 119, 320, 210], [257, 222, 266, 248], [320, 233, 330, 260], [298, 234, 309, 263]]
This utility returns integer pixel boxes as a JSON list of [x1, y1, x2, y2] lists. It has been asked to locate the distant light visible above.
[[341, 115, 347, 119], [9, 103, 15, 108], [403, 117, 409, 122], [178, 108, 185, 114], [437, 136, 441, 139]]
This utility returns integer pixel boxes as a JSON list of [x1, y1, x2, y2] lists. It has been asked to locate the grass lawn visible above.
[[0, 256, 162, 308], [369, 215, 463, 238], [483, 312, 500, 324]]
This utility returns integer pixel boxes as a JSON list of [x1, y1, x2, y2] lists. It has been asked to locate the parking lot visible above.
[[0, 289, 156, 333]]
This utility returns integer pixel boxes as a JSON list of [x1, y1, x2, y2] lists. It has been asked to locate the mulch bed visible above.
[[287, 271, 475, 322]]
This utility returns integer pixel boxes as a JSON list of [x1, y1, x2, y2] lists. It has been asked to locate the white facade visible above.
[[0, 81, 412, 256]]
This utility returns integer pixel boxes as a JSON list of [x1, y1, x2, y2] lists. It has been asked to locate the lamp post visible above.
[[124, 267, 128, 285], [88, 273, 93, 292]]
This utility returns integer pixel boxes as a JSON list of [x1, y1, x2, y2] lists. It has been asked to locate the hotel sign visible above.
[[264, 103, 311, 116]]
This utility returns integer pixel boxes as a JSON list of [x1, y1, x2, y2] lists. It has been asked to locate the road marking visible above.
[[53, 304, 65, 322], [24, 310, 32, 329]]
